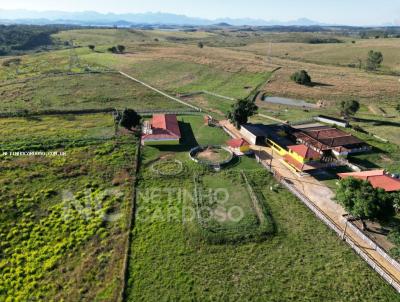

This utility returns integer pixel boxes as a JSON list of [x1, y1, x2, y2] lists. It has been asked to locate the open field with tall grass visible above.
[[240, 38, 400, 73], [0, 72, 188, 113], [0, 113, 137, 301]]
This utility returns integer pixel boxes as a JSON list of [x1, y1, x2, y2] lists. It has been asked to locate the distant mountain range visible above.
[[0, 9, 331, 26]]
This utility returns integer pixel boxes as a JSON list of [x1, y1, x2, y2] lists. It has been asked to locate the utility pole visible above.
[[342, 215, 349, 240]]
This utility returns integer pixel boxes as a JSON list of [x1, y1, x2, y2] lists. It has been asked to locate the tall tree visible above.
[[340, 100, 360, 119], [366, 50, 383, 71], [119, 109, 141, 130], [226, 99, 258, 129]]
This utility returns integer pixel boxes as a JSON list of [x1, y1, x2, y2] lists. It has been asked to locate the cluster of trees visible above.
[[226, 99, 258, 129], [107, 45, 126, 54], [290, 70, 312, 86], [336, 178, 399, 229], [307, 37, 343, 44], [0, 25, 70, 56]]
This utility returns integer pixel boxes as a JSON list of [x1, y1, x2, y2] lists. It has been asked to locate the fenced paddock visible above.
[[192, 172, 273, 244]]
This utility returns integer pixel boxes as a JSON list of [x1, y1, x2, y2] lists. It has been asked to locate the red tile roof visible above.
[[338, 170, 400, 192], [142, 114, 181, 141], [292, 125, 367, 153], [152, 114, 181, 138], [338, 170, 385, 179], [288, 144, 321, 160], [227, 138, 249, 148]]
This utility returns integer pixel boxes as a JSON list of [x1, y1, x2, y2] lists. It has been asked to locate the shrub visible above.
[[290, 70, 311, 85]]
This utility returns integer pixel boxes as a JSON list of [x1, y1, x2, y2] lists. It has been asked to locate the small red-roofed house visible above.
[[338, 170, 400, 192], [227, 138, 250, 155], [142, 114, 181, 145]]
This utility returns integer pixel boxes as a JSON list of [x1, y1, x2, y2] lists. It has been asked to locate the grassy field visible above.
[[0, 72, 189, 113], [0, 113, 114, 142], [240, 38, 400, 74], [2, 27, 400, 301], [0, 114, 137, 301]]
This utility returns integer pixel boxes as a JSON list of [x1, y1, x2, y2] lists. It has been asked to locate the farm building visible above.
[[290, 125, 370, 157], [141, 114, 181, 145], [240, 124, 269, 145], [313, 115, 349, 128], [338, 170, 400, 192], [227, 138, 251, 155], [240, 124, 292, 149], [283, 144, 323, 173]]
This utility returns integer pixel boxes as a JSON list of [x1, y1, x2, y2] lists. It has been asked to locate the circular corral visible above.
[[189, 145, 234, 171]]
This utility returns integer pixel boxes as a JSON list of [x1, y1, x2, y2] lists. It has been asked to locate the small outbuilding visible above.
[[227, 138, 251, 155]]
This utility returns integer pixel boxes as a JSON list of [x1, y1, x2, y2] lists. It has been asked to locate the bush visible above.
[[2, 58, 21, 67], [290, 70, 311, 85]]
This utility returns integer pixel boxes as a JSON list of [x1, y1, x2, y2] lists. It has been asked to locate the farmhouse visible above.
[[227, 138, 250, 155], [283, 144, 322, 172], [290, 125, 369, 157], [338, 170, 400, 192], [142, 114, 181, 145]]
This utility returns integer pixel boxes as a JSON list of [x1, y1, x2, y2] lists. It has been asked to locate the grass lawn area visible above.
[[192, 170, 274, 244], [0, 114, 137, 301]]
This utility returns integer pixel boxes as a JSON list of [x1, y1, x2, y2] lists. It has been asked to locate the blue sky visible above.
[[1, 0, 399, 25]]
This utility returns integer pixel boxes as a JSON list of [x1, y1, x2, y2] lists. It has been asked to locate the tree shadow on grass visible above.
[[309, 166, 352, 182], [347, 156, 382, 169], [153, 121, 199, 153], [308, 82, 334, 87], [353, 117, 400, 127]]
